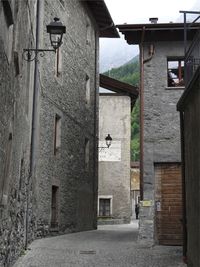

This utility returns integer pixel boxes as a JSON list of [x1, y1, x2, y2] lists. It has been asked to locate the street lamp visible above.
[[23, 17, 66, 62], [99, 134, 113, 151], [105, 134, 112, 148]]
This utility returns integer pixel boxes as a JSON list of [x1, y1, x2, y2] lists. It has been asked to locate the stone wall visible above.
[[0, 0, 36, 266], [0, 0, 99, 265], [139, 41, 184, 243], [98, 95, 131, 224], [33, 0, 99, 235]]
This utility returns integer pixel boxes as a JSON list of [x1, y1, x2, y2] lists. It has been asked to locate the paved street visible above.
[[13, 221, 185, 267]]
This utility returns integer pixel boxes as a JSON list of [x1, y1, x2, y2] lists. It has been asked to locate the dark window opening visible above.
[[51, 185, 59, 228], [1, 132, 12, 205], [167, 58, 185, 87], [2, 0, 14, 26], [85, 138, 89, 170], [99, 198, 111, 216], [54, 114, 61, 155]]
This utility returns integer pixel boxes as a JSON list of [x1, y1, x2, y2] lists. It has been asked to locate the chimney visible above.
[[149, 17, 158, 24]]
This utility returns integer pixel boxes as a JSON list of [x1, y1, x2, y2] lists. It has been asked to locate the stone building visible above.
[[117, 22, 198, 245], [0, 0, 118, 266], [177, 13, 200, 267], [0, 1, 36, 265], [98, 74, 138, 224]]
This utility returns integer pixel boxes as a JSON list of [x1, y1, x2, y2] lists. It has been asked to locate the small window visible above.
[[85, 138, 90, 170], [167, 58, 184, 87], [55, 47, 62, 77], [51, 185, 59, 228], [2, 0, 14, 26], [1, 132, 12, 205], [99, 198, 111, 216], [85, 74, 90, 105], [86, 22, 91, 45], [54, 114, 61, 155]]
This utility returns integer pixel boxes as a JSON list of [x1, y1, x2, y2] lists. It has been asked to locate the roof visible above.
[[83, 0, 119, 38], [99, 74, 139, 108], [117, 23, 200, 44]]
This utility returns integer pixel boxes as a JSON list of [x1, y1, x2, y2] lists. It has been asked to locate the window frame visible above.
[[98, 195, 113, 217], [167, 57, 185, 88]]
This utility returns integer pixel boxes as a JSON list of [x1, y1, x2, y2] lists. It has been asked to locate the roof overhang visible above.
[[83, 0, 119, 38], [100, 74, 139, 109], [117, 23, 200, 44]]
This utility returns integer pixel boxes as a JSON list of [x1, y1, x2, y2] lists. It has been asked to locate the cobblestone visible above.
[[12, 222, 185, 267]]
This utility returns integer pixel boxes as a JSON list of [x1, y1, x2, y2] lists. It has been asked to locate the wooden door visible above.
[[155, 163, 183, 245]]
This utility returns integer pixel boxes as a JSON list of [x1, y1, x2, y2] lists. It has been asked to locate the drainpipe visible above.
[[180, 111, 187, 263], [25, 0, 41, 249], [139, 27, 145, 200], [93, 31, 99, 228], [140, 27, 155, 201]]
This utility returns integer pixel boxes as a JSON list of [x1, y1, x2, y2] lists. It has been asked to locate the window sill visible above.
[[165, 86, 185, 90]]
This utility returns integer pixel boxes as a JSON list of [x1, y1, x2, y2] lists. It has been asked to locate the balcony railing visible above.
[[185, 29, 200, 86], [180, 11, 200, 87]]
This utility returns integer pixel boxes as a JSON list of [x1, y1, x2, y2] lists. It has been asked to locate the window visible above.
[[54, 114, 61, 155], [85, 138, 90, 170], [99, 198, 111, 216], [2, 0, 14, 26], [51, 185, 59, 228], [1, 132, 12, 205], [167, 58, 184, 87], [85, 74, 90, 105], [86, 22, 91, 45], [55, 47, 62, 77]]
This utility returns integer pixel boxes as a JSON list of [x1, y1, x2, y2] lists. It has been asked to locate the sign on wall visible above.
[[99, 141, 121, 162]]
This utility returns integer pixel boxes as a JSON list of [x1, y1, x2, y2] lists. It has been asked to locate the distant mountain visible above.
[[103, 56, 140, 161], [100, 36, 139, 73]]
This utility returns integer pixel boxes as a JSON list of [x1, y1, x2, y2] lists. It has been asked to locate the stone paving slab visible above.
[[12, 222, 186, 267]]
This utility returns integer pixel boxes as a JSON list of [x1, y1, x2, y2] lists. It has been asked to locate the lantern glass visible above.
[[46, 18, 66, 50]]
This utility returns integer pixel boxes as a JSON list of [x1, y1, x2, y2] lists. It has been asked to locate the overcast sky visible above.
[[100, 0, 199, 72], [104, 0, 199, 24]]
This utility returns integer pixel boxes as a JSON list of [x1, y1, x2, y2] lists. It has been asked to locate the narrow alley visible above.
[[13, 222, 184, 267]]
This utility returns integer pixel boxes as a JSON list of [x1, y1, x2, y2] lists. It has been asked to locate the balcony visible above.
[[185, 29, 200, 87]]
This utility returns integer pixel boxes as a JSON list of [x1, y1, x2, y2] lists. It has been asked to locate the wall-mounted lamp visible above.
[[105, 134, 112, 148], [23, 17, 66, 62], [99, 134, 112, 151]]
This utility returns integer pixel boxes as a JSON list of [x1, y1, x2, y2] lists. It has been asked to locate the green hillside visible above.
[[103, 57, 140, 161]]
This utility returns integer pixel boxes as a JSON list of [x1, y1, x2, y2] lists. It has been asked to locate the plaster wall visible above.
[[98, 95, 131, 224]]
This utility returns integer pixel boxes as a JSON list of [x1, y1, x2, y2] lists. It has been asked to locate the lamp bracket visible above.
[[23, 48, 56, 62]]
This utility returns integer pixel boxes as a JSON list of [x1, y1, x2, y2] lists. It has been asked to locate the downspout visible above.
[[25, 0, 41, 249], [180, 111, 187, 263], [93, 31, 99, 229], [139, 27, 145, 200], [140, 27, 155, 200]]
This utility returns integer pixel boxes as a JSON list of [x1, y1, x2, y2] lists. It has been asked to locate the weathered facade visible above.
[[177, 18, 200, 267], [0, 1, 36, 265], [0, 0, 118, 266], [98, 75, 138, 224], [117, 22, 199, 245]]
